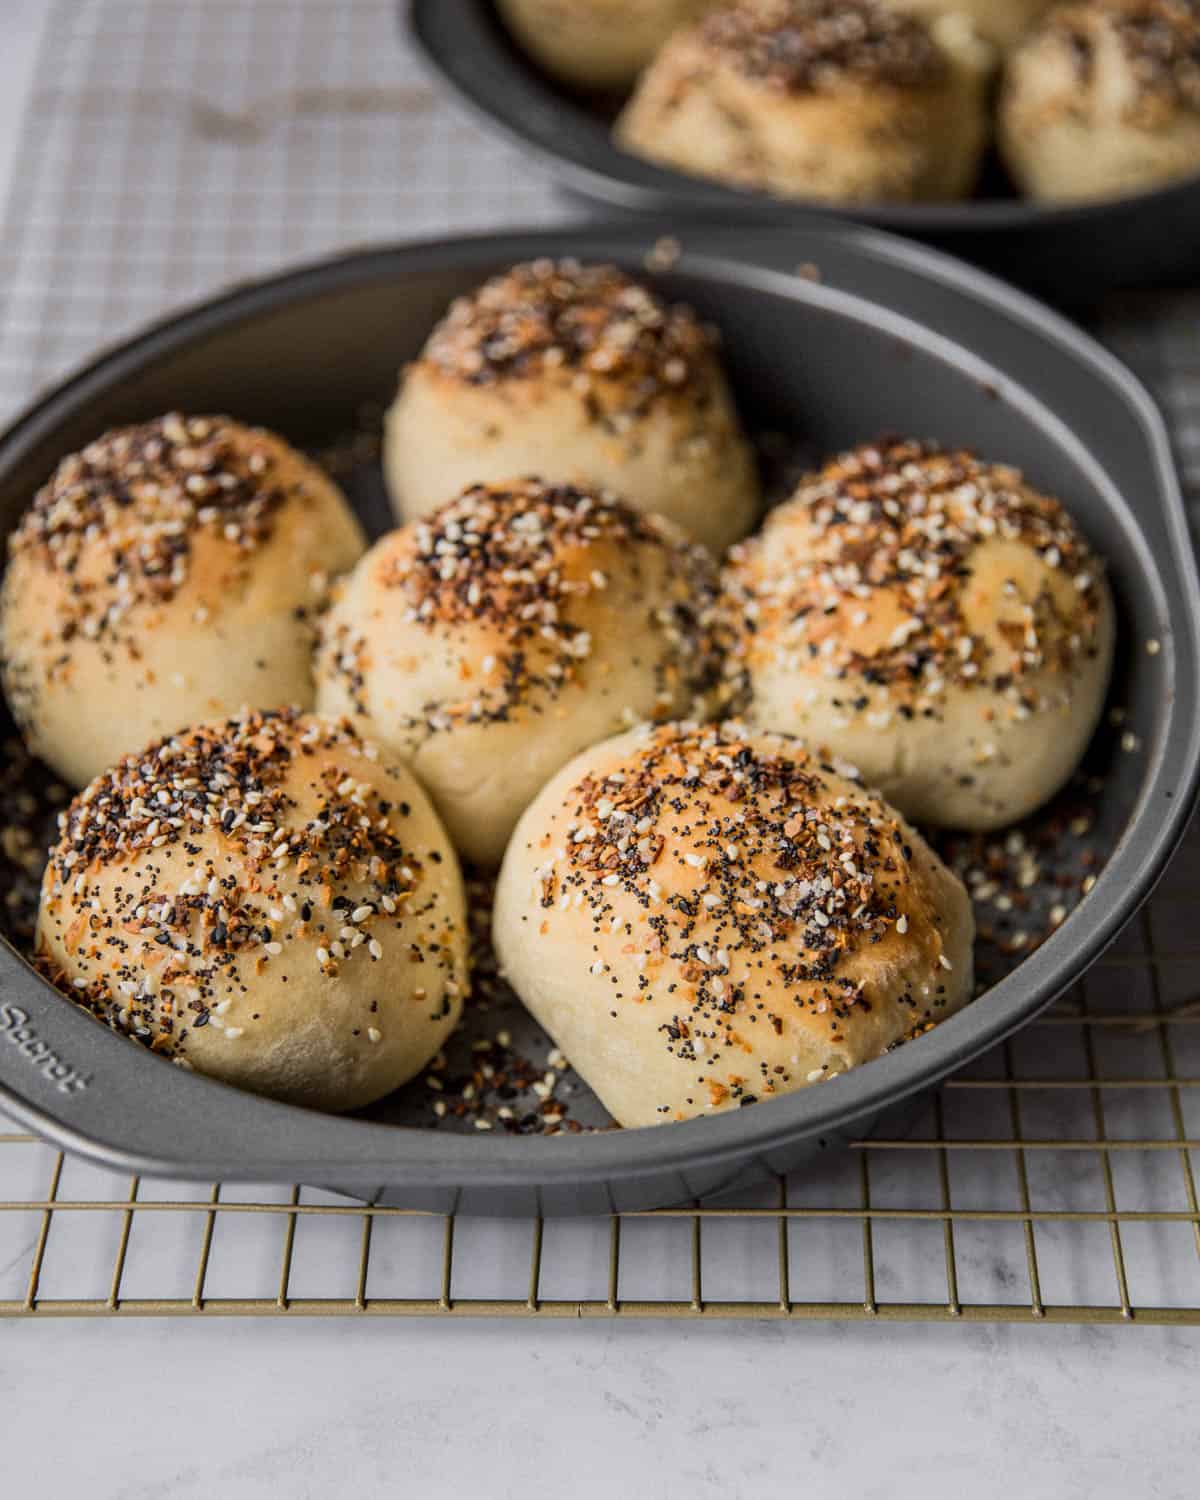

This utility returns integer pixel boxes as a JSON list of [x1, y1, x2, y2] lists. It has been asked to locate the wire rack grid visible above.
[[1, 0, 1200, 1323]]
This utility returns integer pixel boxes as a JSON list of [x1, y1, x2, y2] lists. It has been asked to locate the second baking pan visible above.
[[0, 224, 1197, 1215], [407, 0, 1200, 303]]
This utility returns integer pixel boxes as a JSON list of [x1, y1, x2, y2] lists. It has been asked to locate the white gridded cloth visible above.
[[0, 0, 576, 424], [1, 0, 1200, 1321], [0, 1, 1197, 514]]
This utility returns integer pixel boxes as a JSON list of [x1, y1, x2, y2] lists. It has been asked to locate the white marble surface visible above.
[[0, 1315, 1196, 1498], [0, 6, 1198, 1496]]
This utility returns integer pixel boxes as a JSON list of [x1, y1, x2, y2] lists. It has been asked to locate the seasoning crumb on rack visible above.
[[643, 235, 682, 270]]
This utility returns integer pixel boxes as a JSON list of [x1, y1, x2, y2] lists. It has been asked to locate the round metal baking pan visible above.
[[0, 223, 1197, 1216], [407, 0, 1200, 302]]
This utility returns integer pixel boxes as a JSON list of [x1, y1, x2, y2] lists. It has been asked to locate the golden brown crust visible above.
[[8, 415, 326, 654], [315, 480, 724, 866], [999, 0, 1200, 201], [720, 439, 1114, 831], [698, 0, 950, 91], [366, 479, 719, 722], [419, 259, 719, 405], [1045, 0, 1200, 118], [0, 416, 366, 787], [614, 3, 990, 202], [36, 707, 467, 1110], [386, 261, 761, 553], [494, 721, 974, 1126], [724, 438, 1107, 710]]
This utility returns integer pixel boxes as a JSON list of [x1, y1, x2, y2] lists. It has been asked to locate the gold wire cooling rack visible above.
[[1, 0, 1200, 1325], [3, 901, 1198, 1322]]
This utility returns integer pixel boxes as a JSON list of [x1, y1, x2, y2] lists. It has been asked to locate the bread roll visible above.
[[1000, 0, 1200, 201], [722, 439, 1115, 831], [882, 0, 1052, 53], [383, 259, 760, 555], [36, 708, 467, 1113], [496, 0, 716, 90], [315, 478, 723, 868], [0, 414, 366, 788], [615, 0, 992, 202], [494, 721, 974, 1127]]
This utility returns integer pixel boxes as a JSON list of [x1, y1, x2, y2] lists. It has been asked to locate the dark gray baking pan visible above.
[[0, 224, 1198, 1216], [407, 0, 1200, 304]]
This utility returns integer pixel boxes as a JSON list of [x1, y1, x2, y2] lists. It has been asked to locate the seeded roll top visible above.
[[494, 721, 974, 1126], [421, 259, 720, 409], [414, 258, 732, 450], [384, 261, 761, 552], [728, 439, 1108, 707], [7, 414, 345, 657], [1046, 0, 1200, 118], [722, 440, 1115, 830], [1000, 0, 1200, 199], [327, 480, 722, 730], [316, 480, 724, 867], [615, 0, 990, 202], [698, 0, 950, 91], [37, 707, 467, 1112], [0, 414, 365, 787]]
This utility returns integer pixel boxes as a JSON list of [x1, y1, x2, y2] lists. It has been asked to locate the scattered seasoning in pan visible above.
[[311, 403, 385, 484], [417, 875, 595, 1134], [0, 736, 69, 950], [930, 771, 1108, 990]]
